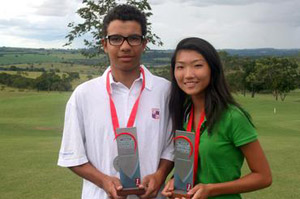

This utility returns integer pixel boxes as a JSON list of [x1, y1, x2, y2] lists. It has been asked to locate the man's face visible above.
[[102, 20, 147, 72]]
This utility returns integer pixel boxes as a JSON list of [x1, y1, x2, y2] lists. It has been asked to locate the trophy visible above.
[[113, 127, 145, 196], [172, 130, 196, 199]]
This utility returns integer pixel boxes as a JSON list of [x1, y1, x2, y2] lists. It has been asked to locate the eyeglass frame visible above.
[[104, 34, 145, 46]]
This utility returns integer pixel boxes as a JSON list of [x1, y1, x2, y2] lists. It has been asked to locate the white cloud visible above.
[[149, 0, 300, 49], [0, 0, 299, 49], [148, 0, 167, 5], [172, 0, 292, 7], [34, 0, 81, 16], [0, 34, 66, 49], [0, 0, 82, 48]]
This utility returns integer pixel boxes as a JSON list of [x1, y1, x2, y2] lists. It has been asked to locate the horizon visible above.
[[1, 46, 300, 51]]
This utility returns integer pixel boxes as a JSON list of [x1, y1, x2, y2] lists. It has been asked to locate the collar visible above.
[[184, 102, 207, 131], [102, 65, 153, 91]]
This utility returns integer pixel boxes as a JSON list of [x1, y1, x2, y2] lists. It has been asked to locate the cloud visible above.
[[0, 34, 67, 49], [0, 17, 68, 40], [149, 0, 168, 5], [0, 0, 83, 48], [173, 0, 292, 7], [149, 0, 300, 49], [34, 0, 81, 17], [1, 0, 300, 49], [250, 1, 300, 27]]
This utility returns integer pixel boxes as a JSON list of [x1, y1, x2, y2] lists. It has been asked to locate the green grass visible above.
[[1, 62, 100, 75], [50, 53, 105, 60], [0, 54, 62, 65], [0, 91, 81, 199], [1, 71, 44, 78], [236, 91, 300, 199], [0, 90, 299, 199]]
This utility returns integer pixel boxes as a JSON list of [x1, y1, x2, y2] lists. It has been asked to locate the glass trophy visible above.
[[172, 130, 195, 199], [113, 127, 145, 196]]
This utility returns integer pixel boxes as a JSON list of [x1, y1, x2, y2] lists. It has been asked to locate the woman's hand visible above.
[[161, 178, 175, 198], [187, 183, 210, 199]]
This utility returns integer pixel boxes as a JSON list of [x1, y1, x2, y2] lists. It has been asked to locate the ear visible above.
[[101, 38, 108, 53], [141, 38, 148, 51]]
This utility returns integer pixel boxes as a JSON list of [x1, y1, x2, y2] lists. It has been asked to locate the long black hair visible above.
[[169, 37, 252, 133]]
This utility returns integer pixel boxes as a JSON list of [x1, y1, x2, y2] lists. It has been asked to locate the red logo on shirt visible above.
[[152, 108, 160, 119]]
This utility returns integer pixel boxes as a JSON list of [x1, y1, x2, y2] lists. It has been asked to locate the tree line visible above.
[[0, 72, 80, 92], [1, 53, 299, 100], [221, 52, 300, 101]]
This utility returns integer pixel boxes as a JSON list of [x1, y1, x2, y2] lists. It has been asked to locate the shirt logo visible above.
[[152, 108, 160, 119], [135, 178, 141, 186], [186, 183, 192, 191]]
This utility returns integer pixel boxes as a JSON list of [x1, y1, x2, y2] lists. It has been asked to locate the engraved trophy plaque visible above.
[[172, 130, 195, 199], [114, 127, 145, 196]]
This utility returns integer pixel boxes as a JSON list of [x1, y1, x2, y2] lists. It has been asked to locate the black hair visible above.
[[169, 37, 252, 133], [102, 4, 147, 36]]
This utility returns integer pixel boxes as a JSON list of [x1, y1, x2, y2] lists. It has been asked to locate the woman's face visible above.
[[174, 50, 211, 98]]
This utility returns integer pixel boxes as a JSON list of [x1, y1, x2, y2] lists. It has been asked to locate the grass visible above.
[[1, 71, 44, 79], [0, 54, 62, 65], [0, 91, 81, 199], [1, 62, 100, 75], [0, 89, 299, 199], [237, 91, 300, 199]]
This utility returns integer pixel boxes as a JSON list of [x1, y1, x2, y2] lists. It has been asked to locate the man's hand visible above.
[[137, 159, 173, 199], [138, 173, 162, 199], [69, 163, 126, 199], [101, 175, 126, 199], [161, 178, 174, 198]]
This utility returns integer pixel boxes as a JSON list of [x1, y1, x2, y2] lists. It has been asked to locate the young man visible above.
[[58, 5, 174, 199]]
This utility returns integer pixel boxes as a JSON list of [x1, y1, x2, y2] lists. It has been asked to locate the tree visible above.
[[255, 57, 299, 101], [225, 70, 244, 93], [245, 71, 264, 98], [242, 59, 265, 97], [35, 72, 72, 92], [67, 72, 80, 81], [65, 0, 163, 57], [0, 73, 35, 89], [10, 65, 17, 71]]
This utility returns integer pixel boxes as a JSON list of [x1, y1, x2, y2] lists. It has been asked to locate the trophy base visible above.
[[117, 187, 145, 196], [171, 190, 192, 199]]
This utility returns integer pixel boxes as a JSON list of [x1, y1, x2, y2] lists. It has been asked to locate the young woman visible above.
[[162, 37, 272, 199]]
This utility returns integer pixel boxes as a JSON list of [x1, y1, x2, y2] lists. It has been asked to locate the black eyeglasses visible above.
[[105, 34, 145, 46]]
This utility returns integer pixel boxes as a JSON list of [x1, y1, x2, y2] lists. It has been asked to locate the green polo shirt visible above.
[[184, 105, 257, 199]]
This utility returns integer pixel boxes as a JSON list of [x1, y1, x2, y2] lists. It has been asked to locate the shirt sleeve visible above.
[[57, 92, 88, 167], [228, 107, 258, 147]]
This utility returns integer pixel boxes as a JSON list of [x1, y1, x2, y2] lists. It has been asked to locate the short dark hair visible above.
[[169, 37, 252, 133], [102, 4, 147, 37]]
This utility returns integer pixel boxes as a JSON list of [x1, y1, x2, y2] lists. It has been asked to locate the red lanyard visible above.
[[186, 105, 205, 185], [106, 67, 145, 139]]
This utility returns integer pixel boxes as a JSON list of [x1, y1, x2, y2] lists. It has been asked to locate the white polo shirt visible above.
[[58, 65, 174, 199]]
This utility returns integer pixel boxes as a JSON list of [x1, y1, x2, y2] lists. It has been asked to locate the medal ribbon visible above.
[[106, 67, 145, 139], [186, 105, 205, 185]]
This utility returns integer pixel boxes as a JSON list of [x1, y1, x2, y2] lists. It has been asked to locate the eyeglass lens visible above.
[[108, 35, 143, 46]]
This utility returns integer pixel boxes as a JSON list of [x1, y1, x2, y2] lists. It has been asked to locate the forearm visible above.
[[69, 162, 108, 189], [207, 171, 272, 197], [155, 159, 174, 185]]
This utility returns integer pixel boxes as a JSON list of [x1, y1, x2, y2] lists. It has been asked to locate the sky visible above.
[[0, 0, 299, 50]]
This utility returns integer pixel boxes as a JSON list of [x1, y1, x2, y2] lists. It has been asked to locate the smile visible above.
[[184, 82, 198, 88]]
